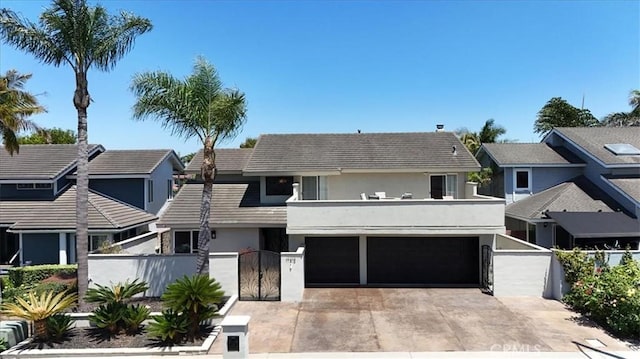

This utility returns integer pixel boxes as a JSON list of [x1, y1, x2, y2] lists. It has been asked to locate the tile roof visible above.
[[481, 143, 584, 166], [505, 176, 621, 221], [2, 186, 157, 231], [553, 127, 640, 166], [606, 177, 640, 204], [244, 132, 479, 173], [184, 148, 254, 174], [0, 144, 102, 180], [85, 149, 184, 175], [157, 183, 286, 227]]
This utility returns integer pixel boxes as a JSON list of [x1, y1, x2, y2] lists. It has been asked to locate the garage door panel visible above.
[[305, 237, 359, 285], [367, 237, 479, 285]]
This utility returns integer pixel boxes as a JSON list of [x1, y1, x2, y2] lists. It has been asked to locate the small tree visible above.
[[19, 127, 76, 144]]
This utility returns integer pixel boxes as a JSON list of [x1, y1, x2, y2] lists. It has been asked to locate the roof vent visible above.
[[604, 143, 640, 156], [436, 124, 445, 132]]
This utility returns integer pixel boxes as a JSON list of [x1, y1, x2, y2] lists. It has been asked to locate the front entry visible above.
[[238, 250, 281, 301]]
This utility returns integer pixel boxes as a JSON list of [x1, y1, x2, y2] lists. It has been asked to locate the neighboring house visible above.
[[159, 131, 507, 288], [0, 145, 184, 265], [477, 127, 640, 249]]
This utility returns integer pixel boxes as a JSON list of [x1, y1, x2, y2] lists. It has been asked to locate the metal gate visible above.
[[238, 250, 281, 301], [481, 245, 493, 294]]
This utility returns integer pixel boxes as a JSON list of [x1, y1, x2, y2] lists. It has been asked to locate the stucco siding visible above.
[[213, 228, 260, 252], [493, 251, 552, 297], [22, 233, 59, 265], [148, 159, 175, 215], [89, 178, 144, 210]]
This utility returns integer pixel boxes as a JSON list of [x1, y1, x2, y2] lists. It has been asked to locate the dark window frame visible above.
[[265, 176, 294, 196]]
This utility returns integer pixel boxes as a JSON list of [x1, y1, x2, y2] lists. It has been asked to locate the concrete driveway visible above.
[[211, 288, 632, 353]]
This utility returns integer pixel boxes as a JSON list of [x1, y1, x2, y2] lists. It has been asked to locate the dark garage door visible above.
[[367, 237, 479, 286], [305, 237, 359, 286]]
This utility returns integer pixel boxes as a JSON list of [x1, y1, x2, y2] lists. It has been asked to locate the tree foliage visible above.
[[131, 57, 247, 275], [0, 0, 152, 308], [239, 137, 257, 148], [534, 97, 598, 136], [601, 90, 640, 127], [0, 70, 45, 154], [18, 127, 76, 144]]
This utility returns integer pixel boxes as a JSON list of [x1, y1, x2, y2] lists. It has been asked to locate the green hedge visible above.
[[7, 264, 77, 287]]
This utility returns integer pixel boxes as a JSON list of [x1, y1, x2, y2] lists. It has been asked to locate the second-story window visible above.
[[265, 176, 293, 196], [16, 183, 52, 190], [167, 179, 174, 200], [515, 169, 531, 192]]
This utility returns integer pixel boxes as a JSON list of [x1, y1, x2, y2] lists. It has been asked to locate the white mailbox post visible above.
[[221, 315, 250, 359]]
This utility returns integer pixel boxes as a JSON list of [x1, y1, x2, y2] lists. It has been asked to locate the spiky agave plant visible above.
[[1, 290, 77, 340]]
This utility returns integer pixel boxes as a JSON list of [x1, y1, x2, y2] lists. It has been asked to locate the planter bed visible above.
[[0, 294, 237, 358]]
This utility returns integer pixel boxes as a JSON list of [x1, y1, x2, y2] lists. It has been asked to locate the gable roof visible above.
[[551, 127, 640, 166], [2, 186, 157, 231], [157, 182, 286, 228], [244, 132, 479, 174], [480, 143, 584, 166], [185, 148, 254, 174], [84, 149, 184, 176], [0, 144, 103, 180], [505, 176, 621, 221]]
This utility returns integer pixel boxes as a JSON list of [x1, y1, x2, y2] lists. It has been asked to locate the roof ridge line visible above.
[[87, 192, 120, 228]]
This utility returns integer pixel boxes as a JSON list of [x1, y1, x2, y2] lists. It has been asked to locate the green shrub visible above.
[[556, 248, 595, 285], [7, 265, 77, 287], [147, 309, 189, 344], [86, 279, 150, 335], [85, 279, 148, 305], [0, 337, 8, 351], [123, 304, 150, 334], [559, 249, 640, 338], [161, 275, 224, 341], [45, 313, 73, 340]]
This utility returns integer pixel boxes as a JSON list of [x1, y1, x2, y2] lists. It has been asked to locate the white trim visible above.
[[513, 168, 532, 192], [8, 221, 154, 234], [59, 233, 67, 265], [0, 179, 55, 184], [18, 233, 23, 265], [143, 179, 149, 211]]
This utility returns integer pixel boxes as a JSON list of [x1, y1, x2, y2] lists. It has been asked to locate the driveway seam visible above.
[[288, 302, 302, 353]]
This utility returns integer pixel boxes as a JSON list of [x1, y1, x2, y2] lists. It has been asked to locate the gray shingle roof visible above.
[[553, 127, 640, 166], [481, 143, 584, 166], [505, 176, 620, 221], [244, 132, 479, 173], [3, 186, 157, 231], [0, 144, 102, 180], [185, 149, 253, 174], [157, 183, 286, 227], [606, 177, 640, 203], [86, 149, 184, 175]]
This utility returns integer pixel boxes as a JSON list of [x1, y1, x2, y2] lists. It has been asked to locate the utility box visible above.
[[221, 315, 250, 359]]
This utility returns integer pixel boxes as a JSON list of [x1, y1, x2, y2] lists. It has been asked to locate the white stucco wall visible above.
[[280, 247, 305, 302], [88, 254, 196, 297], [212, 228, 260, 252], [210, 252, 239, 296], [492, 251, 553, 297]]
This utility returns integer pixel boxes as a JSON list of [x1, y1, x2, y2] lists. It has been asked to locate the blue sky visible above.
[[1, 0, 638, 156]]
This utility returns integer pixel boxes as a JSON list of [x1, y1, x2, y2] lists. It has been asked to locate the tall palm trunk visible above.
[[196, 136, 216, 275], [74, 71, 90, 308]]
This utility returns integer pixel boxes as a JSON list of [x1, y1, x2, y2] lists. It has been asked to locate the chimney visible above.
[[436, 124, 445, 132]]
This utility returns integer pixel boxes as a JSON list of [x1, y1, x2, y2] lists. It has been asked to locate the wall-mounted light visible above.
[[211, 230, 216, 239]]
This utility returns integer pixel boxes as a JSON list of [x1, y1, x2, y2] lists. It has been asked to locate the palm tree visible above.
[[131, 57, 247, 275], [0, 70, 45, 155], [629, 89, 640, 116], [478, 119, 506, 144], [0, 0, 152, 307]]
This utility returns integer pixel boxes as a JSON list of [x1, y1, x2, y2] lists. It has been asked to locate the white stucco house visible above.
[[158, 130, 508, 289]]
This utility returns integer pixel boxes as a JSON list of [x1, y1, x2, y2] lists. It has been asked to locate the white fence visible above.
[[88, 248, 305, 301]]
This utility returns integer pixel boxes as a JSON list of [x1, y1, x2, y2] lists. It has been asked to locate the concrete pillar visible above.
[[292, 183, 300, 200], [221, 315, 250, 359], [59, 233, 67, 265], [465, 181, 478, 199], [359, 235, 367, 285]]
